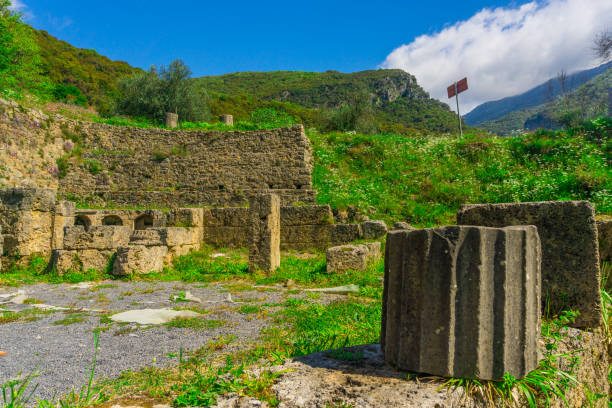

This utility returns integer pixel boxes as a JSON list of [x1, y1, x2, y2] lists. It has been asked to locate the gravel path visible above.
[[0, 280, 326, 403]]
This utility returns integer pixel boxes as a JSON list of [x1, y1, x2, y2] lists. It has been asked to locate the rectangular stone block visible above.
[[203, 226, 249, 248], [382, 226, 541, 380], [280, 225, 331, 250], [112, 245, 167, 276], [0, 187, 56, 212], [52, 201, 76, 250], [63, 226, 132, 250], [457, 201, 601, 328], [203, 207, 250, 227], [49, 249, 115, 274], [329, 223, 362, 244], [167, 208, 204, 228], [326, 244, 368, 273], [280, 205, 334, 226], [0, 210, 53, 256], [249, 193, 280, 272]]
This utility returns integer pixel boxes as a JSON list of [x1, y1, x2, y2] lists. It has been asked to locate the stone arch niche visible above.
[[102, 215, 123, 226], [74, 215, 92, 230], [134, 214, 154, 230]]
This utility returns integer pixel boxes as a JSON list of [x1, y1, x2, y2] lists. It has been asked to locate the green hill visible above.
[[32, 28, 142, 106], [199, 70, 460, 134]]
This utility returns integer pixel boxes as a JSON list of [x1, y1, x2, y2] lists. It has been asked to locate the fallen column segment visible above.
[[382, 225, 541, 380]]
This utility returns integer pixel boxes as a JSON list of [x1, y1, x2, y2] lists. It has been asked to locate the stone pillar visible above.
[[248, 193, 280, 272], [382, 225, 541, 381], [165, 112, 178, 128], [51, 200, 75, 250], [0, 187, 57, 256], [220, 114, 233, 126], [458, 201, 601, 328]]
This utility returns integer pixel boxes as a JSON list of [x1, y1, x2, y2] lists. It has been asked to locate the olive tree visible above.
[[115, 59, 210, 122]]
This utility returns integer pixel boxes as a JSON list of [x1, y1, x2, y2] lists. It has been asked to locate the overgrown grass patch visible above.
[[165, 317, 226, 330]]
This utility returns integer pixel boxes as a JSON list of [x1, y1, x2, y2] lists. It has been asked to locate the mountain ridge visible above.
[[465, 61, 612, 126]]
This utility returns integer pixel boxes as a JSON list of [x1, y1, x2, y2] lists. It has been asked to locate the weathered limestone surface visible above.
[[203, 205, 363, 250], [63, 226, 132, 250], [112, 245, 168, 276], [165, 112, 178, 128], [248, 194, 280, 272], [0, 187, 57, 256], [392, 222, 413, 230], [361, 220, 387, 239], [330, 223, 363, 244], [598, 219, 612, 265], [49, 249, 115, 273], [382, 226, 541, 380], [326, 242, 381, 273], [280, 205, 334, 249], [74, 209, 166, 229], [166, 208, 204, 228], [51, 201, 75, 250], [129, 227, 200, 262], [457, 201, 601, 328], [58, 124, 315, 208], [219, 114, 233, 125]]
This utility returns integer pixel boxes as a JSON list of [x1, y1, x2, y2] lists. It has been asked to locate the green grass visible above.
[[52, 313, 86, 326], [311, 127, 611, 226], [165, 317, 226, 330]]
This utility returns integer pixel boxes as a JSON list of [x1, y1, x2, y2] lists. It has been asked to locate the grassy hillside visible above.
[[32, 29, 142, 106], [198, 70, 461, 134], [311, 121, 611, 226], [478, 67, 612, 135]]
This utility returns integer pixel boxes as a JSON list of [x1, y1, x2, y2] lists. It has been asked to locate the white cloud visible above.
[[8, 0, 33, 20], [381, 0, 612, 113]]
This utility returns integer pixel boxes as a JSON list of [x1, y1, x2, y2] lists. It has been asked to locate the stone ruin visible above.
[[382, 225, 541, 380], [380, 199, 609, 387], [0, 186, 383, 276], [457, 201, 601, 328]]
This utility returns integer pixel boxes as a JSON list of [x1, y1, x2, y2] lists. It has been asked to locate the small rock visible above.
[[392, 222, 413, 230], [361, 220, 388, 239]]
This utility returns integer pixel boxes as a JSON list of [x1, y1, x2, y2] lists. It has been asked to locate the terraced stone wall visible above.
[[58, 122, 315, 207]]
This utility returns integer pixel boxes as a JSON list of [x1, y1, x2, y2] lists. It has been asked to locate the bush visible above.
[[324, 92, 376, 134], [114, 59, 210, 123], [52, 84, 88, 107]]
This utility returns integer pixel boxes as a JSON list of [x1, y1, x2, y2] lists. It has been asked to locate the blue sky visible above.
[[20, 0, 527, 75], [13, 0, 612, 110]]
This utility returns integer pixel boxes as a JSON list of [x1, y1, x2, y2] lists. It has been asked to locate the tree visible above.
[[593, 30, 612, 62], [115, 59, 210, 122], [0, 0, 47, 96]]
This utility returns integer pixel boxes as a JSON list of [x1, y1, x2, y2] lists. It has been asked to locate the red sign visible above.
[[447, 77, 468, 98]]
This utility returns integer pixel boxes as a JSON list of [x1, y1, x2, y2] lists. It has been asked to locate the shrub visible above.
[[115, 59, 210, 123], [52, 83, 88, 107]]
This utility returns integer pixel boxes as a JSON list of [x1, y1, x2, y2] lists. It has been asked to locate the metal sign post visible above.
[[447, 77, 468, 138]]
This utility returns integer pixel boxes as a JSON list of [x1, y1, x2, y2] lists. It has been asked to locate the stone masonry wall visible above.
[[203, 205, 361, 250], [58, 122, 315, 207]]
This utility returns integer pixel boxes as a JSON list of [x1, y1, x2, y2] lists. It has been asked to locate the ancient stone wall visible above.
[[203, 204, 363, 250], [58, 122, 315, 207]]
